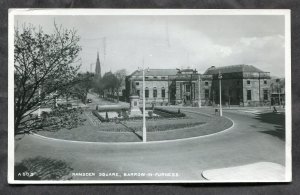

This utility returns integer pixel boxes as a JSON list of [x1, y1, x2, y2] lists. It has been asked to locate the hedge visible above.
[[154, 108, 186, 118]]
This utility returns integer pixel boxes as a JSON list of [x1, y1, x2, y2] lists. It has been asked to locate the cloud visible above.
[[14, 15, 286, 77]]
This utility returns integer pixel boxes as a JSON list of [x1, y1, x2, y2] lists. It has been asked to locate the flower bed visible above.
[[92, 110, 109, 122]]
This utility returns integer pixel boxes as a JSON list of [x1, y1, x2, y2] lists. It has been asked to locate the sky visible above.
[[15, 14, 285, 77]]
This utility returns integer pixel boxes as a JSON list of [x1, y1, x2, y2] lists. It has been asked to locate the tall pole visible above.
[[142, 68, 146, 142], [218, 72, 223, 116], [258, 72, 261, 106], [38, 87, 41, 118], [198, 74, 201, 108], [278, 81, 281, 107]]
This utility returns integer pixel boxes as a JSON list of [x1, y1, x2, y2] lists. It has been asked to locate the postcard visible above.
[[8, 9, 291, 183]]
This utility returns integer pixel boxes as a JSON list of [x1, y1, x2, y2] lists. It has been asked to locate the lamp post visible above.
[[198, 74, 201, 108], [138, 66, 149, 142], [278, 81, 281, 107], [218, 71, 223, 116]]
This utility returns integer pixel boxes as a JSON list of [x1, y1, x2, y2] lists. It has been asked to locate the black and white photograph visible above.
[[7, 9, 291, 183]]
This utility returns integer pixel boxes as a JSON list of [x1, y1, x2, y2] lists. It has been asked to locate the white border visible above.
[[284, 10, 292, 182], [7, 9, 292, 184]]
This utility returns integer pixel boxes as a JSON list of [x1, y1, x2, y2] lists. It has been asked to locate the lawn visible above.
[[35, 108, 233, 142]]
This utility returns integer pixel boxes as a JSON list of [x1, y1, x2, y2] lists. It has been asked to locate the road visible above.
[[14, 108, 286, 181], [86, 93, 129, 110]]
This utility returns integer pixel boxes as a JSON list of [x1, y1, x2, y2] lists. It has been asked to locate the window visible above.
[[205, 89, 209, 99], [153, 87, 157, 98], [247, 90, 252, 100], [237, 81, 240, 85], [145, 88, 149, 98], [247, 80, 250, 85], [162, 88, 165, 98], [264, 80, 267, 85], [161, 76, 166, 80], [135, 82, 139, 86], [186, 85, 191, 92], [137, 90, 140, 97], [263, 90, 268, 100], [205, 82, 208, 86]]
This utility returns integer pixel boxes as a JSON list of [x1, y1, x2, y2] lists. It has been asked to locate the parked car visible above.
[[87, 99, 92, 103]]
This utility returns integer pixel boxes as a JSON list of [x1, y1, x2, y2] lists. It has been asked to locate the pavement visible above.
[[202, 162, 285, 182], [14, 107, 287, 182]]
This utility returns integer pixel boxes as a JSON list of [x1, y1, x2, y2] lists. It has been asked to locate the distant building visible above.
[[204, 65, 271, 106], [95, 52, 101, 77], [125, 64, 272, 106], [270, 78, 285, 106], [125, 69, 178, 105]]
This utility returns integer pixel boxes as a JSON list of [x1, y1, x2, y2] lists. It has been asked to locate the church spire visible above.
[[95, 51, 101, 77]]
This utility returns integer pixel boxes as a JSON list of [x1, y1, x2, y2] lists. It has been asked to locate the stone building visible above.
[[203, 65, 271, 106], [125, 69, 177, 105], [270, 78, 285, 106], [125, 64, 271, 106]]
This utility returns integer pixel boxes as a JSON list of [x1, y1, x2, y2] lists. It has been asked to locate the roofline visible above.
[[128, 68, 178, 77]]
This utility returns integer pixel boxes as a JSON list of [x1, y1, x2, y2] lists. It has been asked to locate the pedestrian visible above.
[[215, 108, 218, 115]]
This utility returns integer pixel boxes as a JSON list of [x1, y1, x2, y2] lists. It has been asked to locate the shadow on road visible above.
[[254, 112, 285, 141], [117, 121, 143, 141], [15, 156, 73, 180]]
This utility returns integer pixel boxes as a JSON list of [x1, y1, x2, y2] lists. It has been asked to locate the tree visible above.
[[114, 69, 127, 102], [92, 76, 104, 98], [102, 72, 118, 99], [71, 72, 94, 104], [14, 22, 81, 134]]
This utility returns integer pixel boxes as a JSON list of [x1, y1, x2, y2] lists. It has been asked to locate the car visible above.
[[87, 99, 92, 103]]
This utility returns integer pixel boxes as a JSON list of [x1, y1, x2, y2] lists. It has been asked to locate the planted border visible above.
[[92, 110, 109, 122], [154, 107, 186, 118]]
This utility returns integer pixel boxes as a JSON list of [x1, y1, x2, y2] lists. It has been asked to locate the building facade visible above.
[[270, 78, 285, 106], [125, 65, 272, 106], [204, 65, 271, 106]]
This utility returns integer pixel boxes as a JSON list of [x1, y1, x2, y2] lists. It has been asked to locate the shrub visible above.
[[154, 108, 185, 118], [122, 110, 129, 119], [148, 110, 153, 117]]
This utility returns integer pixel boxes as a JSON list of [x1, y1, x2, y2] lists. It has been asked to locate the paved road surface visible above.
[[14, 108, 286, 181], [86, 93, 129, 110]]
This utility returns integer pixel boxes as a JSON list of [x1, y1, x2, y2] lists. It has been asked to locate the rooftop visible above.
[[129, 69, 178, 77], [204, 64, 266, 75]]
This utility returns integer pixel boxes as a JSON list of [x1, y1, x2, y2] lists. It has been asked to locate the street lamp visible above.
[[218, 71, 223, 116], [198, 73, 201, 108], [278, 80, 281, 107], [138, 66, 149, 142]]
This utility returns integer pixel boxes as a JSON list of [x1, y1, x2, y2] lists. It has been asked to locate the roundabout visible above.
[[33, 108, 233, 143], [14, 108, 286, 181]]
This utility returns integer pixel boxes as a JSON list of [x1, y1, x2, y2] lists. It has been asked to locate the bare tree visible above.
[[14, 22, 81, 134]]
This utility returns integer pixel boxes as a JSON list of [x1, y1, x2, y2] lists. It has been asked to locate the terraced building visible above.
[[125, 64, 271, 106]]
